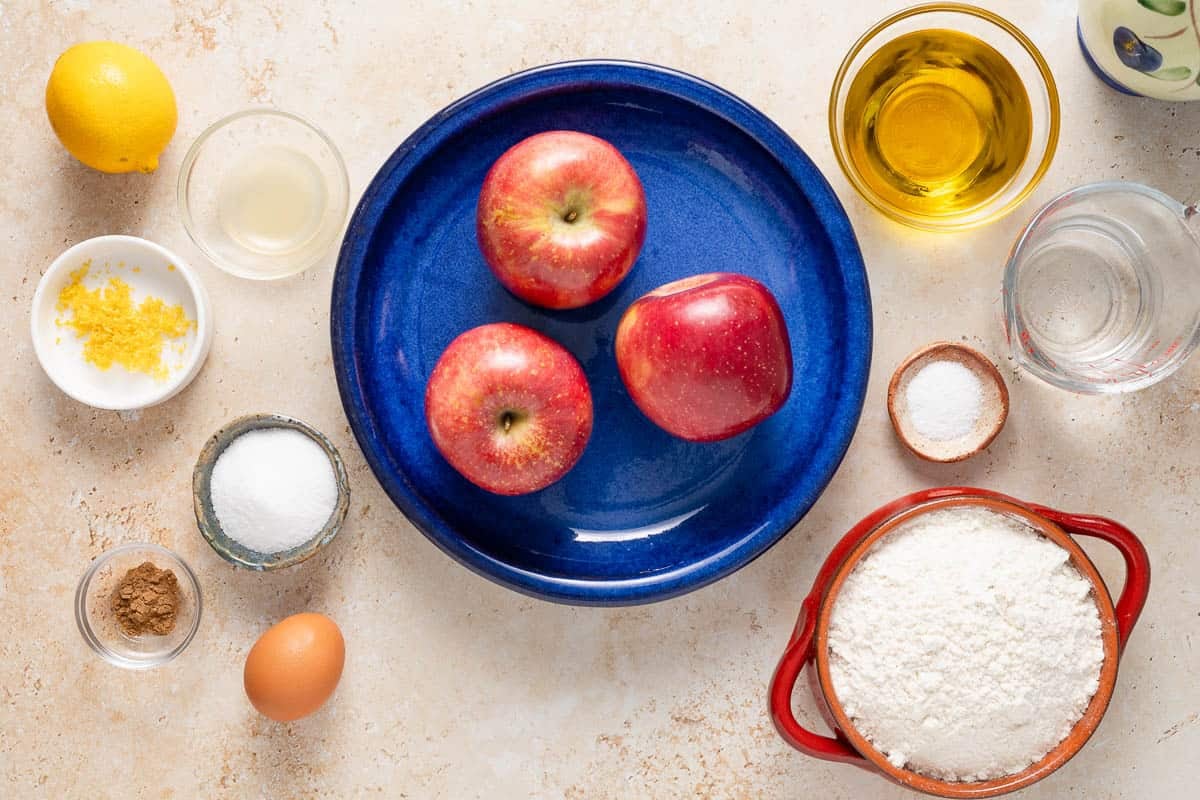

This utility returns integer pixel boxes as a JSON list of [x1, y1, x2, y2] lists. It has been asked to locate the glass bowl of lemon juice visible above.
[[179, 109, 349, 279]]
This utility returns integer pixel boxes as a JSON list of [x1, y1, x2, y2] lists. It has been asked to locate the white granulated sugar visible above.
[[210, 428, 338, 554], [905, 360, 982, 441], [827, 507, 1104, 782]]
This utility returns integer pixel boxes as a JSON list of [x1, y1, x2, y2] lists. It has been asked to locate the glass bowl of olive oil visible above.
[[178, 110, 349, 279], [830, 3, 1059, 232]]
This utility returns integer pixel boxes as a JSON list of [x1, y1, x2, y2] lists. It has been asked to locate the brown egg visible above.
[[244, 612, 345, 722]]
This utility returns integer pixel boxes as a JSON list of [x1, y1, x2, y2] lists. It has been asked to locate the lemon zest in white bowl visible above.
[[55, 261, 195, 381]]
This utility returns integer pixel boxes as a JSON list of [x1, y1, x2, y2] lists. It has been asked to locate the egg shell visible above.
[[244, 612, 345, 722]]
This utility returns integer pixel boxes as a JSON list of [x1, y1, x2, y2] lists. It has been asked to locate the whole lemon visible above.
[[45, 41, 177, 174]]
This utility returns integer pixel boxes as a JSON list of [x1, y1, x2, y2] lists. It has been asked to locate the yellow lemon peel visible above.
[[55, 262, 194, 381]]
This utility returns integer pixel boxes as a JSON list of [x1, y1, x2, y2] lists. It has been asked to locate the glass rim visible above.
[[74, 542, 203, 669], [1002, 180, 1200, 394], [176, 108, 351, 280], [828, 2, 1061, 232]]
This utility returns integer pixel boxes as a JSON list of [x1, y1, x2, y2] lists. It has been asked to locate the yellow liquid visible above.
[[844, 29, 1032, 218], [218, 146, 328, 254]]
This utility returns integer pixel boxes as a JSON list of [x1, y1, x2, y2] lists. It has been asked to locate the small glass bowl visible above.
[[75, 543, 202, 669], [829, 3, 1060, 232], [1003, 181, 1200, 394], [192, 413, 351, 571], [178, 109, 349, 280]]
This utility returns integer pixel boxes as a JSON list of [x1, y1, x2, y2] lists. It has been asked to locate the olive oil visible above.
[[844, 28, 1033, 218]]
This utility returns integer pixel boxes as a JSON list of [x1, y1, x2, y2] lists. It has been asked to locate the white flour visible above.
[[827, 507, 1104, 782]]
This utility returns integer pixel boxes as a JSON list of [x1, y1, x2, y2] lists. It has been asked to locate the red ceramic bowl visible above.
[[769, 487, 1150, 798]]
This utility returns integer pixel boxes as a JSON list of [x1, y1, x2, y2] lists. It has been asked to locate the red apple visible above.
[[615, 273, 793, 442], [425, 322, 593, 495], [476, 131, 647, 310]]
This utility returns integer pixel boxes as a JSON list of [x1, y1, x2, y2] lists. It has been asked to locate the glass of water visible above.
[[1003, 181, 1200, 393]]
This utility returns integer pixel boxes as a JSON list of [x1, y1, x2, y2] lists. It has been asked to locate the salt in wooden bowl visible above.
[[887, 342, 1009, 463]]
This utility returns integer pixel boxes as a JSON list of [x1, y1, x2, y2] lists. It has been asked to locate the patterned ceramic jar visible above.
[[1079, 0, 1200, 99]]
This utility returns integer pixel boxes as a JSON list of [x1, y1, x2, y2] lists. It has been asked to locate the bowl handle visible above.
[[768, 595, 867, 766], [1029, 505, 1151, 654]]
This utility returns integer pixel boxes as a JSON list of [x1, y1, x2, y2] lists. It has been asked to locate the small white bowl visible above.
[[31, 235, 213, 411]]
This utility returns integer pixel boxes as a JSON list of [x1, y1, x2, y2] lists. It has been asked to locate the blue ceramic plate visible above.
[[332, 61, 871, 605]]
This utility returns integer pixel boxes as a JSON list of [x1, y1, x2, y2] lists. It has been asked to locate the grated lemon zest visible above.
[[55, 262, 194, 381]]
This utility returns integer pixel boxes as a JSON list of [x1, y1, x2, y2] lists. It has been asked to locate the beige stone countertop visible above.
[[2, 1, 1198, 797]]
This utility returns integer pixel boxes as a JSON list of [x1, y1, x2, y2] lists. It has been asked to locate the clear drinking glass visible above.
[[1003, 181, 1200, 393]]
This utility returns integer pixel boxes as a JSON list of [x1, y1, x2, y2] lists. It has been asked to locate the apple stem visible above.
[[501, 411, 515, 433], [563, 209, 578, 224]]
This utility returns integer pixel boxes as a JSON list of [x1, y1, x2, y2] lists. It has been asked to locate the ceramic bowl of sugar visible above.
[[192, 413, 351, 570], [887, 342, 1009, 463], [769, 488, 1151, 798]]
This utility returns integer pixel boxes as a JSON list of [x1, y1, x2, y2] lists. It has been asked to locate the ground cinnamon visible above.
[[111, 561, 179, 636]]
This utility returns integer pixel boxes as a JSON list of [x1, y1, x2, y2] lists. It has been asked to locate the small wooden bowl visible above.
[[887, 342, 1009, 463]]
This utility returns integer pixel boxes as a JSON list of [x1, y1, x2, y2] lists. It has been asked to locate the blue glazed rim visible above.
[[331, 60, 872, 605]]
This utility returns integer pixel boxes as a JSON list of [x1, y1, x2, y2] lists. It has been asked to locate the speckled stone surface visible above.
[[1, 1, 1198, 797]]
